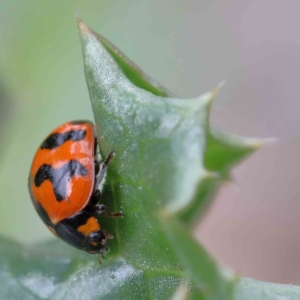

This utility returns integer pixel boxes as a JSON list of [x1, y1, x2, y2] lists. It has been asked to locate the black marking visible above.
[[33, 200, 54, 228], [41, 129, 86, 150], [64, 211, 92, 228], [28, 177, 54, 228], [34, 160, 88, 201], [55, 212, 89, 249]]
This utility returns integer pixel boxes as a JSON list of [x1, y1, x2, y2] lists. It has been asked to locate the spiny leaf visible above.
[[78, 18, 234, 299], [77, 18, 299, 300], [88, 28, 266, 226]]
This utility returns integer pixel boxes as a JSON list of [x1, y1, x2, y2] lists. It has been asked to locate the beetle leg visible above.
[[87, 189, 101, 207], [98, 253, 103, 264], [98, 246, 110, 264], [94, 204, 124, 218], [94, 160, 100, 176], [94, 150, 115, 190], [85, 194, 124, 217], [94, 137, 99, 156]]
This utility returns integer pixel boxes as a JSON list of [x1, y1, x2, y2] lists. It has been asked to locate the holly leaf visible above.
[[78, 18, 300, 299], [2, 18, 299, 300]]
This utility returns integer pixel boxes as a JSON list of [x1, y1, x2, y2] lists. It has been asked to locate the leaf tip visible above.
[[217, 80, 226, 90], [195, 82, 224, 113], [209, 81, 225, 105], [247, 137, 278, 150], [76, 16, 92, 38], [221, 178, 242, 193], [210, 81, 225, 102]]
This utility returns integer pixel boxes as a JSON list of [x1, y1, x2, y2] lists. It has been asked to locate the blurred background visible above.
[[1, 0, 300, 285]]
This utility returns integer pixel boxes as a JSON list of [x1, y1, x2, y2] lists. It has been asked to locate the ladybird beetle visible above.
[[28, 120, 123, 255]]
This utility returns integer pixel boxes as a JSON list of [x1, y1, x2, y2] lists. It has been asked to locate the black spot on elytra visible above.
[[28, 177, 54, 227], [33, 200, 54, 228], [34, 160, 88, 201], [41, 129, 86, 150]]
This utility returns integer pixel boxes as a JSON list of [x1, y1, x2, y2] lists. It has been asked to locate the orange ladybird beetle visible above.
[[28, 120, 123, 255]]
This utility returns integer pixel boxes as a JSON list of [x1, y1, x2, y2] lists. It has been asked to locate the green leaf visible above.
[[5, 18, 299, 300], [160, 213, 237, 298], [234, 278, 300, 300], [0, 237, 192, 300], [88, 31, 173, 98], [1, 236, 299, 300], [78, 18, 234, 299], [82, 30, 267, 226], [77, 18, 300, 300], [177, 125, 269, 226]]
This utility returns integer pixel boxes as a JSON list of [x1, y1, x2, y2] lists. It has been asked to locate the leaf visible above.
[[1, 236, 299, 300], [177, 126, 269, 226], [80, 30, 266, 226], [234, 278, 300, 300], [77, 18, 300, 300], [89, 32, 173, 98], [78, 18, 235, 299], [0, 237, 189, 300]]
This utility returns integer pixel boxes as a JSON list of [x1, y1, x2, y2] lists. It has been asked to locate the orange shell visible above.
[[29, 121, 95, 225]]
